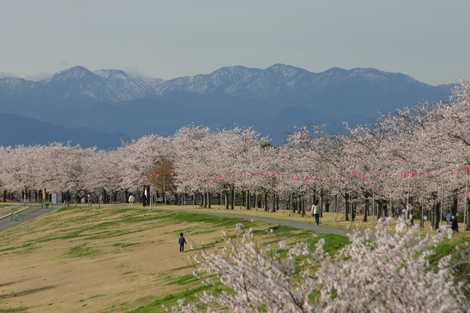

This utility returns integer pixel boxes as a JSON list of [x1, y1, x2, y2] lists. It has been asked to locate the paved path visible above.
[[203, 211, 349, 236], [0, 205, 348, 236], [0, 206, 56, 232]]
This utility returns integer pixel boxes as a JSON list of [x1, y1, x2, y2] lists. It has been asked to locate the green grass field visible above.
[[0, 205, 349, 313], [0, 204, 467, 313], [157, 204, 467, 234]]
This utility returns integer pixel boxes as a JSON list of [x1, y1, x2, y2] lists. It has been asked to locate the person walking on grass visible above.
[[178, 232, 187, 252], [311, 201, 320, 225]]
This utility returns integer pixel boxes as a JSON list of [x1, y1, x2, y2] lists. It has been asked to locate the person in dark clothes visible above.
[[451, 213, 459, 232], [178, 232, 187, 252], [446, 211, 453, 225]]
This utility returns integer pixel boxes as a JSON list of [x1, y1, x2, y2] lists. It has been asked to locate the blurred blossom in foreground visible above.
[[173, 219, 468, 313]]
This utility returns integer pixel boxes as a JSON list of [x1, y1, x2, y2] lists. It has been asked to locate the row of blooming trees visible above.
[[1, 82, 469, 228]]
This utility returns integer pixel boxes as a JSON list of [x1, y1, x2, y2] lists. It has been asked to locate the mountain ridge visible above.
[[0, 113, 125, 148], [0, 64, 449, 99], [0, 64, 454, 145]]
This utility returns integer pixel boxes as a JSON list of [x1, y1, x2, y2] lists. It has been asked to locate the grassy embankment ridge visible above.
[[0, 204, 348, 313], [0, 204, 467, 313]]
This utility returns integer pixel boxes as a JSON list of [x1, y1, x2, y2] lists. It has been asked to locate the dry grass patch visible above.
[[0, 206, 255, 313]]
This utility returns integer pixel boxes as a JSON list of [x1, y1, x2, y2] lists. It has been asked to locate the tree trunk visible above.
[[409, 199, 415, 224], [351, 198, 356, 221], [324, 192, 330, 212], [450, 192, 457, 231], [301, 195, 306, 217], [254, 192, 258, 209], [271, 193, 276, 212], [230, 187, 235, 210], [419, 200, 424, 228], [345, 192, 350, 221], [377, 200, 383, 219], [224, 190, 229, 209], [295, 195, 299, 214], [334, 194, 338, 213], [264, 192, 268, 212], [465, 197, 470, 231], [42, 189, 47, 205], [319, 188, 324, 217], [246, 190, 250, 210], [432, 200, 441, 230], [364, 194, 369, 222]]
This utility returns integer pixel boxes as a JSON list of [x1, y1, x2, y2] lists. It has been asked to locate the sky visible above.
[[1, 0, 469, 84]]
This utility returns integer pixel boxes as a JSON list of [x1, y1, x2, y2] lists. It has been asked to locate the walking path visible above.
[[0, 204, 349, 237], [193, 210, 349, 237], [0, 206, 56, 232]]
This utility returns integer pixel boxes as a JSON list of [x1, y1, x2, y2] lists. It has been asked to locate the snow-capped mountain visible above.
[[155, 64, 319, 96], [94, 69, 163, 101], [0, 64, 448, 103], [0, 64, 453, 145], [154, 64, 428, 97], [40, 66, 163, 102], [0, 66, 163, 103]]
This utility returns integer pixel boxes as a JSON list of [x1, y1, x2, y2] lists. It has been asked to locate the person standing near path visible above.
[[311, 201, 320, 225], [450, 213, 459, 232], [128, 194, 135, 205], [446, 211, 452, 226], [178, 232, 187, 252]]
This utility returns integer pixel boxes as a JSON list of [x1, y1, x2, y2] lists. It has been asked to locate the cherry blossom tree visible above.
[[174, 221, 468, 313]]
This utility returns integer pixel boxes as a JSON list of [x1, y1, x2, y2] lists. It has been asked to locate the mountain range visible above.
[[0, 113, 125, 148], [0, 64, 453, 147]]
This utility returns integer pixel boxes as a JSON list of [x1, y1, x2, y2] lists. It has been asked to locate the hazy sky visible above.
[[1, 0, 469, 84]]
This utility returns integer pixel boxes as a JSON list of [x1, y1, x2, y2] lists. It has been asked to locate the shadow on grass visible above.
[[0, 307, 29, 313], [0, 286, 56, 300], [128, 285, 211, 313], [66, 244, 98, 258]]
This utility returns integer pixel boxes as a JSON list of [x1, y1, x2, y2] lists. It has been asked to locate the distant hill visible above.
[[0, 64, 453, 144], [0, 113, 125, 148]]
